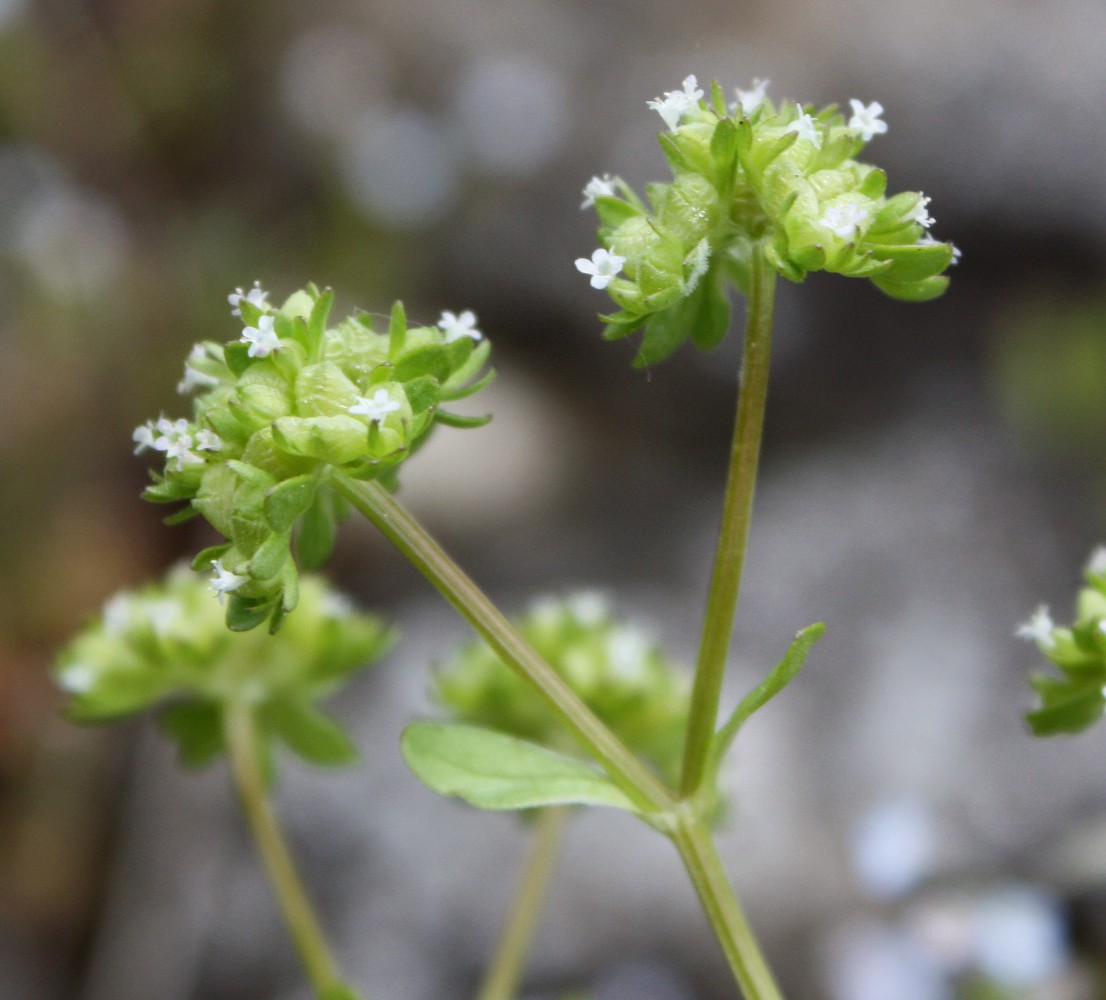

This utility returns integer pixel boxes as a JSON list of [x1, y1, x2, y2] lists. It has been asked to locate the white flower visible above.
[[606, 626, 650, 680], [194, 429, 223, 452], [819, 202, 870, 239], [58, 661, 97, 694], [177, 345, 219, 395], [910, 194, 935, 229], [437, 309, 482, 343], [732, 78, 770, 116], [784, 104, 822, 147], [566, 590, 609, 626], [575, 247, 626, 290], [132, 421, 158, 454], [1087, 546, 1106, 576], [1015, 605, 1055, 649], [102, 593, 134, 635], [349, 389, 402, 422], [162, 436, 205, 470], [209, 559, 247, 603], [848, 99, 888, 142], [241, 314, 281, 358], [580, 173, 617, 210], [228, 280, 269, 317], [646, 74, 704, 131]]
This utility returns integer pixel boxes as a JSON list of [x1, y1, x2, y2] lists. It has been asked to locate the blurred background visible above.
[[3, 0, 1106, 998]]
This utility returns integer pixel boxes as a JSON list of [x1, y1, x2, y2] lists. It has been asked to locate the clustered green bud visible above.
[[577, 76, 958, 365], [55, 565, 395, 767], [435, 593, 690, 784], [135, 285, 494, 632], [1020, 548, 1106, 736]]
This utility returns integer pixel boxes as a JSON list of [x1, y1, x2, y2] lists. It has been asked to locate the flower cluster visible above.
[[434, 592, 690, 783], [136, 284, 494, 632], [1019, 547, 1106, 735], [576, 76, 958, 365], [55, 565, 395, 766]]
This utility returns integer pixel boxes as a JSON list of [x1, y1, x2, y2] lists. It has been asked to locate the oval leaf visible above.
[[401, 722, 642, 814]]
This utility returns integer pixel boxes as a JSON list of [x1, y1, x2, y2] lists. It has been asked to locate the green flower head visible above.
[[135, 285, 494, 632], [1021, 546, 1106, 736], [576, 76, 959, 365], [434, 592, 690, 784], [55, 565, 395, 768]]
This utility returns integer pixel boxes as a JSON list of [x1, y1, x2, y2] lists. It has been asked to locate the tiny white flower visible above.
[[910, 194, 935, 229], [102, 593, 134, 635], [58, 661, 97, 694], [437, 309, 482, 343], [177, 363, 219, 395], [580, 173, 617, 210], [163, 437, 205, 470], [784, 105, 822, 147], [321, 592, 355, 619], [566, 590, 609, 626], [228, 280, 269, 318], [606, 626, 650, 680], [194, 428, 223, 452], [1087, 546, 1106, 576], [575, 247, 626, 290], [1015, 605, 1055, 649], [819, 202, 870, 239], [646, 74, 704, 131], [209, 559, 247, 603], [241, 314, 281, 358], [349, 388, 402, 422], [155, 417, 191, 440], [144, 598, 185, 635], [132, 421, 158, 454], [848, 99, 888, 142], [732, 78, 770, 117]]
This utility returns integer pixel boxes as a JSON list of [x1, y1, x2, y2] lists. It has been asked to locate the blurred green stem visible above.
[[476, 806, 571, 1000], [224, 701, 344, 999], [680, 248, 777, 798]]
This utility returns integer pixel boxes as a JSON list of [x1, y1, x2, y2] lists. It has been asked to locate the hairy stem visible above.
[[680, 249, 777, 797], [476, 807, 571, 1000], [333, 474, 674, 814], [224, 701, 343, 998]]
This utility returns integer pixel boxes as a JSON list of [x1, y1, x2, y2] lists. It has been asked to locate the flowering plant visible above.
[[55, 75, 957, 1000]]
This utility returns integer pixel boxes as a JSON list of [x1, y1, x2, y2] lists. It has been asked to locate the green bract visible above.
[[136, 286, 494, 631], [434, 593, 690, 784], [55, 565, 395, 767], [581, 78, 957, 365], [1022, 549, 1106, 736]]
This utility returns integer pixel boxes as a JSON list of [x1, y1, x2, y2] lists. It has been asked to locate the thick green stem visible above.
[[476, 807, 571, 1000], [332, 474, 674, 815], [223, 701, 343, 998], [670, 817, 784, 1000], [680, 250, 777, 798]]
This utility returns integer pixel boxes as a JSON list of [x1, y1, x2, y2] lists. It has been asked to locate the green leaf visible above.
[[224, 340, 253, 377], [264, 474, 318, 533], [403, 375, 440, 414], [686, 275, 731, 352], [297, 490, 337, 570], [307, 288, 335, 355], [1027, 675, 1106, 736], [388, 300, 407, 358], [869, 242, 954, 283], [712, 623, 825, 764], [871, 274, 949, 303], [320, 985, 366, 1000], [394, 343, 452, 382], [249, 530, 291, 581], [401, 722, 642, 813], [191, 542, 231, 572], [633, 304, 690, 367], [261, 699, 359, 766], [159, 701, 225, 768], [226, 593, 273, 632], [710, 119, 738, 180], [163, 505, 201, 526], [435, 410, 491, 429]]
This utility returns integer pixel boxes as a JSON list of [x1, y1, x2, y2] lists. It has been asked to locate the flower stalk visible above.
[[680, 248, 777, 798], [224, 700, 344, 999]]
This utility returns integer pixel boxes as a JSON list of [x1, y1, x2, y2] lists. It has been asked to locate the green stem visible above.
[[679, 250, 777, 798], [223, 701, 343, 998], [670, 816, 784, 1000], [475, 807, 571, 1000], [332, 474, 674, 815]]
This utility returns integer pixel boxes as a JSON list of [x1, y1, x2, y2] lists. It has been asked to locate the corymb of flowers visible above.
[[1019, 547, 1106, 737], [135, 284, 494, 632], [576, 76, 959, 365]]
